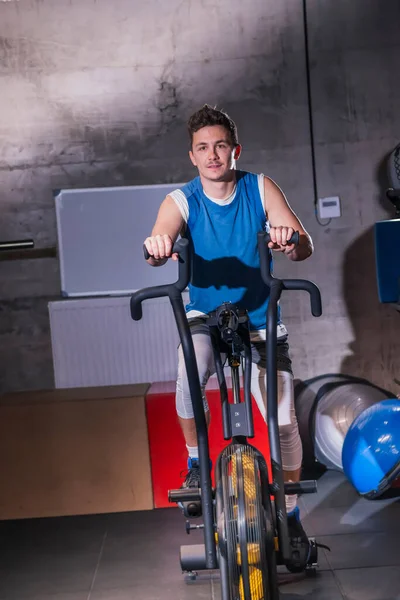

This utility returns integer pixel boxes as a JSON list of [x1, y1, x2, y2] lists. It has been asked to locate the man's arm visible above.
[[263, 177, 313, 261], [144, 195, 185, 266]]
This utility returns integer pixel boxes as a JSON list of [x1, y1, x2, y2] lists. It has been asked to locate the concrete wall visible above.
[[0, 0, 398, 394], [289, 0, 400, 391]]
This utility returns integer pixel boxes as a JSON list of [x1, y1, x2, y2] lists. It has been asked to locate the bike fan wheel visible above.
[[220, 444, 270, 600]]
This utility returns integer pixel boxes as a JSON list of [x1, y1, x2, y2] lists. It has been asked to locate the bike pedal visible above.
[[307, 538, 318, 568], [286, 536, 317, 574]]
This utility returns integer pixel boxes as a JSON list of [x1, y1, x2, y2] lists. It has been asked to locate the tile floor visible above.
[[0, 471, 399, 599]]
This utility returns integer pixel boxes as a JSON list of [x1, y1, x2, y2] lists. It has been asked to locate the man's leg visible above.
[[176, 329, 215, 486], [250, 339, 311, 570], [178, 412, 211, 449], [250, 366, 303, 511]]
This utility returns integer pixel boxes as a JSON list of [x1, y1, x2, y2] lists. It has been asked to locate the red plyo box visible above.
[[146, 381, 272, 508]]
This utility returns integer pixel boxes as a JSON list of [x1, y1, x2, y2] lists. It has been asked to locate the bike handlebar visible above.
[[130, 238, 190, 321], [386, 188, 400, 215], [386, 188, 400, 201], [130, 230, 322, 566], [131, 233, 322, 320], [258, 231, 322, 317]]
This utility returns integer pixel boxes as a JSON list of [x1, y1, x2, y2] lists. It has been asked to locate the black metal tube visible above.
[[266, 282, 292, 563], [219, 550, 230, 600], [169, 291, 217, 570], [242, 337, 254, 438], [237, 453, 251, 600], [170, 239, 191, 292], [231, 366, 241, 404], [284, 480, 317, 495], [130, 237, 216, 569], [210, 332, 231, 440], [214, 454, 230, 600], [0, 239, 34, 251], [130, 285, 170, 320], [169, 488, 201, 502], [142, 238, 191, 292], [282, 279, 322, 317], [258, 232, 274, 286], [131, 239, 191, 321], [257, 231, 322, 318], [257, 228, 322, 564]]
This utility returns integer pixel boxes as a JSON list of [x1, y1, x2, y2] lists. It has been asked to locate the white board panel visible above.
[[54, 183, 186, 297]]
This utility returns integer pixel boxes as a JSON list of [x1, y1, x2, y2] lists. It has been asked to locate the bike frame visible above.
[[130, 232, 322, 569], [207, 303, 254, 442]]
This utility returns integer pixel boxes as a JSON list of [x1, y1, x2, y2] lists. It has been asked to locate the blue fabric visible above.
[[180, 170, 277, 329], [187, 457, 212, 469], [287, 506, 300, 520], [374, 219, 400, 303], [342, 398, 400, 497]]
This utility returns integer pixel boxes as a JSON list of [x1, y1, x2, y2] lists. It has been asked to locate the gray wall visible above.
[[298, 0, 400, 390], [0, 0, 398, 394]]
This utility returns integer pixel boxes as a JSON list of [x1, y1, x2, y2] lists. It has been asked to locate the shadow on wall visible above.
[[340, 152, 398, 393], [52, 80, 193, 189], [0, 84, 196, 394], [0, 36, 296, 394]]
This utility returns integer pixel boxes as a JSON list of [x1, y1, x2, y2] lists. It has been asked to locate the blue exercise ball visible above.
[[342, 398, 400, 498]]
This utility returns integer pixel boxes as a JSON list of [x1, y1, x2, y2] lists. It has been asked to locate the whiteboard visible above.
[[54, 183, 186, 297]]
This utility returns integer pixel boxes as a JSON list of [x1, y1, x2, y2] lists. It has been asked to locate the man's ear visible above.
[[233, 144, 242, 160], [189, 150, 197, 167]]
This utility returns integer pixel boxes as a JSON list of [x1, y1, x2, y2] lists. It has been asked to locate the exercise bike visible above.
[[130, 231, 323, 599]]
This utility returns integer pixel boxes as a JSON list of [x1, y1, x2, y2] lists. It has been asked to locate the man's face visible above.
[[189, 125, 241, 182]]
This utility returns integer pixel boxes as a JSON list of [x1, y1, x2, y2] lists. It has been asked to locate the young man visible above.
[[144, 104, 314, 569]]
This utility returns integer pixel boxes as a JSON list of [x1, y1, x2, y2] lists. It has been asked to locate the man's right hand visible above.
[[144, 234, 179, 264]]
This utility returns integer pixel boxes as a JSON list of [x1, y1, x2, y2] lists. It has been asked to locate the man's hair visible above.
[[187, 104, 239, 147]]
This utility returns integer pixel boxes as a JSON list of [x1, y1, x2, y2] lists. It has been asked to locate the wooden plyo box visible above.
[[0, 384, 153, 520]]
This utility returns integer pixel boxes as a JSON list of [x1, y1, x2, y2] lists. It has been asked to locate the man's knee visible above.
[[277, 370, 296, 428], [278, 417, 299, 439], [177, 334, 214, 382], [176, 339, 212, 418]]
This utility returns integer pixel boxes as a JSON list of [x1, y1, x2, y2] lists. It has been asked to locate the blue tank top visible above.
[[179, 170, 278, 330]]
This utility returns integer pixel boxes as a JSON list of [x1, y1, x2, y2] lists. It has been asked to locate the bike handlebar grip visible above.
[[143, 238, 189, 265], [263, 230, 299, 247], [284, 480, 317, 495]]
